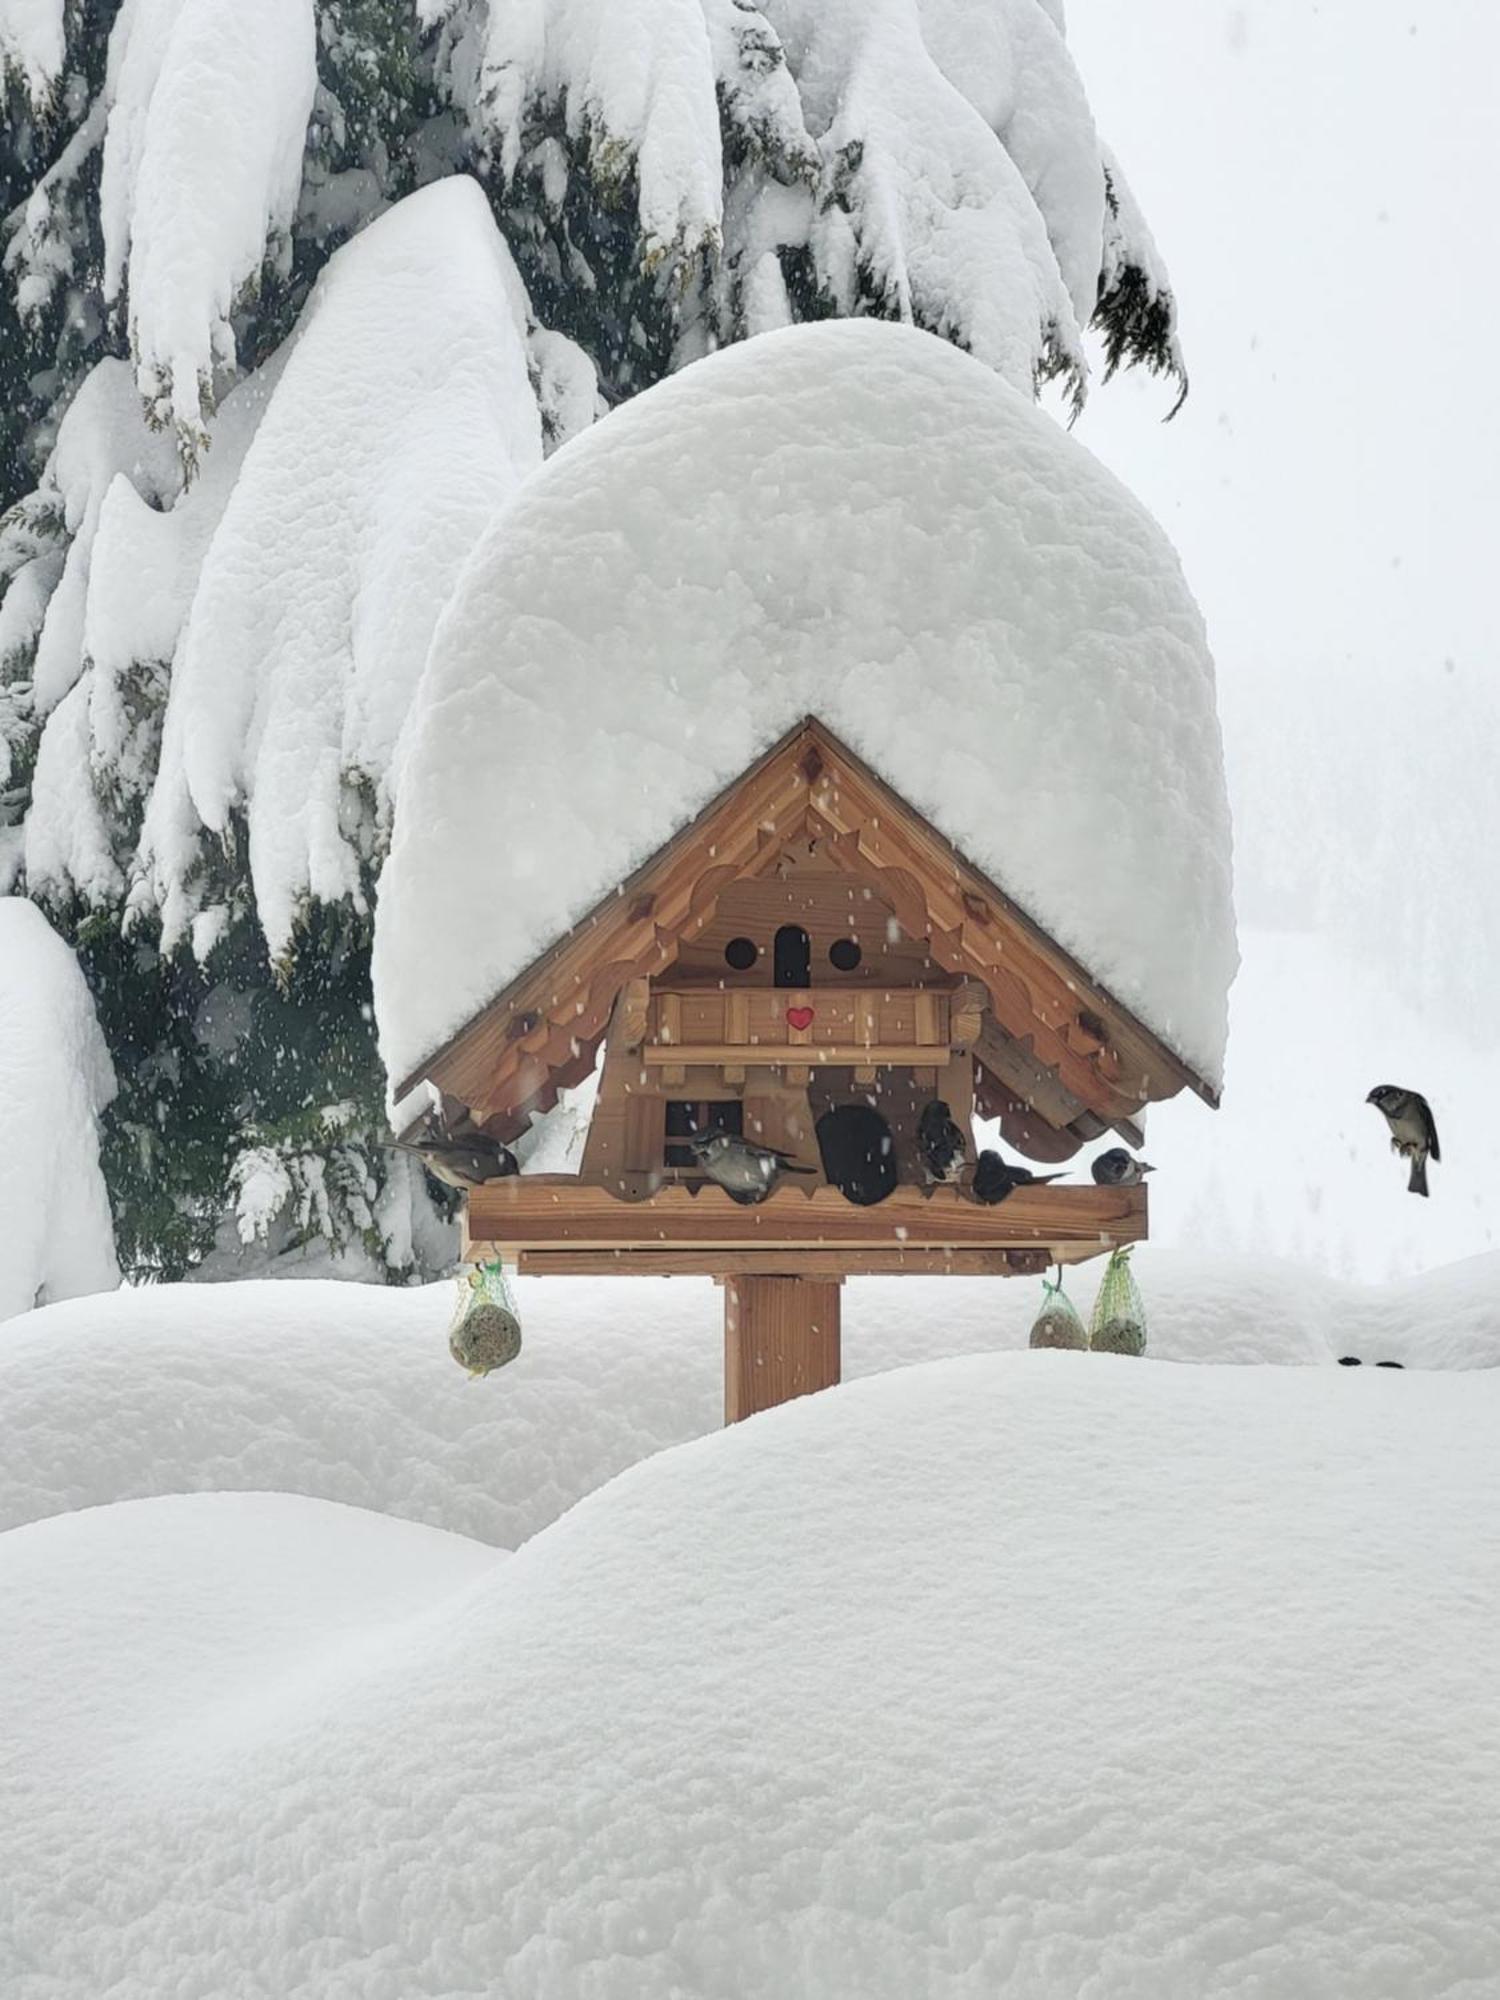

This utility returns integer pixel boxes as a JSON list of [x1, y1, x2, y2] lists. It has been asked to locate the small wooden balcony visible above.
[[465, 1176, 1146, 1278], [633, 980, 984, 1085]]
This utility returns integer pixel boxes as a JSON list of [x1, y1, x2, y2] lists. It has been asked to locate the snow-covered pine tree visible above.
[[0, 0, 1184, 1284]]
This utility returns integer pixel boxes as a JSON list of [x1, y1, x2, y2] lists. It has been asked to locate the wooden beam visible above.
[[510, 1248, 1062, 1277], [724, 1277, 841, 1422], [466, 1176, 1145, 1252], [639, 1043, 959, 1070]]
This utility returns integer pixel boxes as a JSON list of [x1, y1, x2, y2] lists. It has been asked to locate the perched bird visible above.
[[1366, 1084, 1440, 1198], [1091, 1147, 1155, 1187], [972, 1150, 1065, 1206], [917, 1099, 968, 1183], [391, 1107, 519, 1190], [688, 1132, 817, 1205]]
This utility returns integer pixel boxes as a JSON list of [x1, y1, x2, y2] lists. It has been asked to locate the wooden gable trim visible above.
[[399, 716, 1217, 1135]]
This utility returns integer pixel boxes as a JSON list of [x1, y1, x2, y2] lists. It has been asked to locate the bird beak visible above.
[[1141, 1162, 1156, 1174]]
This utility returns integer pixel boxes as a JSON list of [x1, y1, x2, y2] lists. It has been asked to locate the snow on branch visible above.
[[0, 0, 66, 109], [99, 0, 317, 455]]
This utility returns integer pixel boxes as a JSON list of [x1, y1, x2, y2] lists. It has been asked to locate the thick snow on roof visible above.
[[4, 1248, 1494, 1540], [376, 319, 1235, 1093], [3, 1349, 1496, 1995], [0, 899, 119, 1322]]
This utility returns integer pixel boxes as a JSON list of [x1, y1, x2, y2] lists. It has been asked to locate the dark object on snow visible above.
[[1089, 1244, 1147, 1356], [448, 1261, 522, 1378], [1337, 1356, 1363, 1367], [688, 1132, 816, 1204], [1365, 1084, 1440, 1197], [1029, 1275, 1088, 1351], [1376, 1360, 1406, 1369], [1091, 1147, 1155, 1187], [393, 1105, 519, 1190], [972, 1150, 1064, 1206], [917, 1099, 967, 1183], [816, 1105, 898, 1206]]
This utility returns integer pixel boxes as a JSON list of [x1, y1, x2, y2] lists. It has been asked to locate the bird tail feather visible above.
[[1408, 1155, 1429, 1198]]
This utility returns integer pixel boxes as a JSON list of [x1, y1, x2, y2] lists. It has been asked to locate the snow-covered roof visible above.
[[375, 319, 1236, 1096]]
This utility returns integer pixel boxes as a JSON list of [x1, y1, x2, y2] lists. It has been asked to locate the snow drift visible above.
[[3, 1353, 1496, 1997], [376, 319, 1235, 1094], [3, 1249, 1493, 1541], [0, 898, 118, 1321]]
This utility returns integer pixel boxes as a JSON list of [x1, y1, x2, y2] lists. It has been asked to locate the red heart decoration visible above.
[[786, 1006, 815, 1031]]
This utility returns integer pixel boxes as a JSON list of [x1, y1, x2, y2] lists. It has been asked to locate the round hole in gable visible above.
[[828, 937, 863, 972], [724, 938, 758, 971]]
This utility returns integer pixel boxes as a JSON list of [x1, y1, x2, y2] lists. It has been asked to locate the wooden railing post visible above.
[[723, 1276, 842, 1424]]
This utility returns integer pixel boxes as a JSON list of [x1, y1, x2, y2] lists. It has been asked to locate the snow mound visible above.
[[99, 0, 316, 442], [0, 899, 119, 1322], [4, 1357, 1496, 1996], [376, 319, 1235, 1093], [133, 178, 577, 954], [3, 1250, 1494, 1539]]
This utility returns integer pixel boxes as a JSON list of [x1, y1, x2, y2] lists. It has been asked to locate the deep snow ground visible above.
[[3, 1247, 1495, 1544], [3, 1353, 1497, 1999]]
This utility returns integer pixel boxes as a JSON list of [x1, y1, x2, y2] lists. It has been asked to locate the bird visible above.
[[971, 1150, 1065, 1206], [687, 1132, 817, 1205], [917, 1100, 968, 1183], [1091, 1147, 1155, 1187], [1365, 1084, 1440, 1197], [390, 1107, 519, 1190]]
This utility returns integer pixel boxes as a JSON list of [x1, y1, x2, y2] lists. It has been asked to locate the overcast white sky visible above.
[[1047, 1, 1500, 1279]]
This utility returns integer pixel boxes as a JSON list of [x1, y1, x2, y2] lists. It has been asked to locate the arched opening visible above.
[[773, 924, 812, 988], [816, 1104, 898, 1206]]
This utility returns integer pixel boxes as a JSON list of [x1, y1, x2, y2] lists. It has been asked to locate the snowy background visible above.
[[1064, 0, 1500, 1278]]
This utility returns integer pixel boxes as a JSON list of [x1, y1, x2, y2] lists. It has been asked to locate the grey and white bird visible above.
[[917, 1099, 968, 1183], [1091, 1147, 1155, 1187], [391, 1108, 519, 1190], [1366, 1084, 1440, 1197], [688, 1132, 818, 1205], [972, 1150, 1065, 1206]]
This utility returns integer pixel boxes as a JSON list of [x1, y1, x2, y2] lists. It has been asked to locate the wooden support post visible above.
[[723, 1276, 842, 1424]]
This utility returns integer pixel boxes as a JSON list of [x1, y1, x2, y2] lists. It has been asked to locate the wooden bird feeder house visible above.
[[397, 718, 1217, 1423]]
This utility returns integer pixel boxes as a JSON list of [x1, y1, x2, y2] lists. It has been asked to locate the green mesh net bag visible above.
[[1089, 1246, 1147, 1356], [1029, 1275, 1088, 1351], [448, 1259, 522, 1378]]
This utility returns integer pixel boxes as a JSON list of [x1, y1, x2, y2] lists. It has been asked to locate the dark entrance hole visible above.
[[816, 1104, 898, 1206], [773, 925, 812, 988]]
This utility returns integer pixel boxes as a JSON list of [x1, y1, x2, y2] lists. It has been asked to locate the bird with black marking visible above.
[[917, 1099, 968, 1184], [1091, 1147, 1155, 1188], [1366, 1084, 1440, 1198], [972, 1150, 1065, 1206], [688, 1132, 818, 1205], [390, 1106, 519, 1190]]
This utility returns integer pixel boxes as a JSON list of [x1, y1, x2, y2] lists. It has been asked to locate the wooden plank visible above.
[[467, 1177, 1145, 1250], [724, 1277, 841, 1422], [511, 1248, 1062, 1278], [640, 1044, 958, 1069]]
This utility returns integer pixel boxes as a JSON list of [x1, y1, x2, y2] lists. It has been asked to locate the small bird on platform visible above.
[[1091, 1147, 1155, 1187], [687, 1132, 818, 1205], [390, 1108, 519, 1191], [1365, 1084, 1440, 1198], [972, 1150, 1065, 1206], [917, 1100, 968, 1183]]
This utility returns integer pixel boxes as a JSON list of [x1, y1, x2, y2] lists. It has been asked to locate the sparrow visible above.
[[1365, 1084, 1440, 1197], [917, 1100, 968, 1183], [687, 1132, 818, 1205], [391, 1108, 519, 1190], [1091, 1147, 1155, 1187], [972, 1150, 1065, 1206]]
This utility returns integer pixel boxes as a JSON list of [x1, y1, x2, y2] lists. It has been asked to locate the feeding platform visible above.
[[398, 717, 1211, 1423]]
